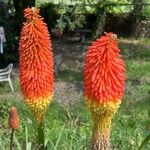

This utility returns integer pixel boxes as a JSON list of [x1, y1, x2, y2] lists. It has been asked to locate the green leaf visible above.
[[14, 136, 22, 150]]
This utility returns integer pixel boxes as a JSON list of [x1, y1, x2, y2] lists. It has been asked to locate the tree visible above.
[[132, 0, 144, 36], [92, 0, 108, 39], [13, 0, 36, 29]]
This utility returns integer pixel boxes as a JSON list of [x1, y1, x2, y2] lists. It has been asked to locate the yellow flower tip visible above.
[[8, 107, 19, 130], [25, 95, 53, 123]]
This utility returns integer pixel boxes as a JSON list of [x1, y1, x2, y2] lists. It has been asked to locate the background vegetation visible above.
[[0, 0, 150, 65]]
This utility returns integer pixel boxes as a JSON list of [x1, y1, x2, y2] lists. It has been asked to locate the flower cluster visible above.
[[84, 32, 125, 110], [9, 107, 19, 130], [19, 8, 54, 123]]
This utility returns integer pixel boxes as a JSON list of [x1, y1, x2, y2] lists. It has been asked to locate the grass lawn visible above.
[[0, 37, 150, 149]]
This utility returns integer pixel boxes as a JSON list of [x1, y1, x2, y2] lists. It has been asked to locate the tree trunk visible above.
[[93, 0, 107, 39], [132, 0, 144, 37], [12, 0, 36, 29], [93, 9, 106, 39]]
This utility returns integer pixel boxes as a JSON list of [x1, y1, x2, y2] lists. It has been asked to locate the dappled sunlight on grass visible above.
[[56, 69, 82, 82], [126, 60, 150, 79], [120, 38, 150, 61]]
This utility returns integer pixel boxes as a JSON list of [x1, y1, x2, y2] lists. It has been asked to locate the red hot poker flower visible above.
[[83, 32, 126, 149], [19, 8, 54, 123], [84, 32, 125, 105]]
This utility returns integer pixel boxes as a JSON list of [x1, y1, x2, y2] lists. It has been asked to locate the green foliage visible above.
[[52, 4, 86, 33], [138, 133, 150, 150], [40, 3, 59, 31], [0, 100, 11, 120], [143, 6, 150, 19], [56, 69, 82, 82], [0, 98, 149, 149]]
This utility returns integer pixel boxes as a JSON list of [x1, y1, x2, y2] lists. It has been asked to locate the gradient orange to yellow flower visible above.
[[83, 32, 126, 149], [19, 8, 54, 123]]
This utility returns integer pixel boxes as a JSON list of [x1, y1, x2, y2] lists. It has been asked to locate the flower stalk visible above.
[[10, 129, 15, 150], [37, 122, 45, 150]]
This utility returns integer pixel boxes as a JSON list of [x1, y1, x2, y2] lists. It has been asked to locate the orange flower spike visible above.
[[84, 32, 125, 149], [19, 8, 54, 124]]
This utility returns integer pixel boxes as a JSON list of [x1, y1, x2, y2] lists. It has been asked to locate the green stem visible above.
[[10, 129, 14, 150], [37, 122, 45, 150], [138, 133, 150, 150]]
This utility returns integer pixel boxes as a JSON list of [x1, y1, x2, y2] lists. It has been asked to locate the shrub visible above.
[[40, 2, 59, 31], [52, 4, 86, 34]]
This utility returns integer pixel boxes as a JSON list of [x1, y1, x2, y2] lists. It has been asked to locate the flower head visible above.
[[19, 7, 54, 123], [9, 107, 19, 130], [84, 32, 125, 107], [84, 32, 126, 149]]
